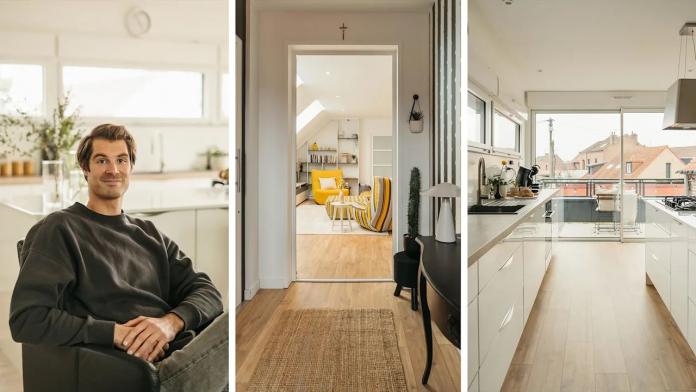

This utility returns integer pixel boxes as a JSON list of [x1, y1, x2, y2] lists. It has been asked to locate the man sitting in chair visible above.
[[9, 124, 228, 392]]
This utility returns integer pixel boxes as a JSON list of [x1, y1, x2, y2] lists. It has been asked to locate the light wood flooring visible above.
[[502, 241, 696, 392], [296, 199, 392, 280], [236, 282, 461, 391], [296, 234, 392, 279]]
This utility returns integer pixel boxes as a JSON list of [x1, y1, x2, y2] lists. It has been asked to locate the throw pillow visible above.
[[319, 177, 337, 190]]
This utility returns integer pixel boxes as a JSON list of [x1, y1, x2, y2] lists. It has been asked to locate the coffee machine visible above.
[[515, 165, 540, 188]]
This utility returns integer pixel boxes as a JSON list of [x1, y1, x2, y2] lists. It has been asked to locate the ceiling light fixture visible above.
[[663, 22, 696, 130], [325, 71, 331, 76], [501, 0, 513, 4]]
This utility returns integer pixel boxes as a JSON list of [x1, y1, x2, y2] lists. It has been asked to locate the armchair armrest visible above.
[[22, 343, 159, 392]]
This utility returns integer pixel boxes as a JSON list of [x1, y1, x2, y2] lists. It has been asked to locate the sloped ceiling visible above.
[[471, 0, 696, 91], [296, 54, 392, 118]]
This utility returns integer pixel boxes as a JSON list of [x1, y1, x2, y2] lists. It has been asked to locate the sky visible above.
[[535, 112, 696, 162]]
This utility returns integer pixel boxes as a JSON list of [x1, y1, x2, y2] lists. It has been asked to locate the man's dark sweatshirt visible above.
[[9, 202, 223, 347]]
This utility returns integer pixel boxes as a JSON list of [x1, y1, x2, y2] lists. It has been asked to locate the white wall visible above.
[[247, 10, 432, 292], [0, 1, 229, 173], [359, 117, 392, 185], [468, 0, 526, 117]]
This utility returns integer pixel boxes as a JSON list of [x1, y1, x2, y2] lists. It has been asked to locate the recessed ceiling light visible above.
[[501, 0, 513, 4], [537, 69, 543, 73], [325, 71, 331, 76], [335, 95, 341, 98]]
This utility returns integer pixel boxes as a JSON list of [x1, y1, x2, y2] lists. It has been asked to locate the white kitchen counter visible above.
[[468, 188, 559, 266], [1, 177, 228, 217], [644, 198, 696, 228]]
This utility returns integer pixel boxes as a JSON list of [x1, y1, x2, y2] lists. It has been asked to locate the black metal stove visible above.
[[663, 196, 696, 211]]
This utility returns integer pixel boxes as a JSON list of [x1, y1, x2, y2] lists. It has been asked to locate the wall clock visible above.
[[125, 7, 151, 38]]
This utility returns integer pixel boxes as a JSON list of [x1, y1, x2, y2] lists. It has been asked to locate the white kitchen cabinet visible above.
[[645, 204, 671, 308], [689, 250, 696, 302], [468, 298, 479, 387], [523, 206, 545, 324], [468, 372, 479, 392], [689, 299, 696, 354], [140, 210, 197, 266], [479, 280, 524, 392], [671, 217, 688, 333], [478, 243, 524, 392], [195, 208, 229, 309]]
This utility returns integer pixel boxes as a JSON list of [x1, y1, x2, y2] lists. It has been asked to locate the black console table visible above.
[[416, 236, 461, 385]]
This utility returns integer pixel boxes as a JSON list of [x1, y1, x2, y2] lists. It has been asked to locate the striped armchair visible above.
[[354, 176, 392, 232]]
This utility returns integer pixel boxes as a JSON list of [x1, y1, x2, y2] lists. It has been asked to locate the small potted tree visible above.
[[404, 167, 421, 258]]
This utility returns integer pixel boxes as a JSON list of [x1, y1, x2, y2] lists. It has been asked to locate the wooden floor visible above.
[[296, 234, 392, 279], [502, 241, 696, 392], [236, 282, 461, 391]]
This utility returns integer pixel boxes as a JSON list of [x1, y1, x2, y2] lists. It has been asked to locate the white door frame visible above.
[[288, 45, 399, 282]]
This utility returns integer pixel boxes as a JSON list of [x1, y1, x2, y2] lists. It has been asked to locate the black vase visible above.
[[403, 235, 421, 259], [494, 185, 502, 199]]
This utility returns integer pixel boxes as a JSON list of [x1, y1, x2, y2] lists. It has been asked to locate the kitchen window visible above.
[[62, 66, 203, 118], [493, 109, 520, 152], [467, 91, 485, 144], [0, 63, 43, 115]]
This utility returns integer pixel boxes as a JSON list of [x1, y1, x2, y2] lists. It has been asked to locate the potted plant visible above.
[[1, 95, 83, 165], [408, 111, 424, 133], [487, 175, 510, 199], [0, 111, 38, 176], [404, 167, 421, 258]]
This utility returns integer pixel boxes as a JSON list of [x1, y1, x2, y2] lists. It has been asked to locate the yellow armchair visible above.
[[311, 169, 348, 205]]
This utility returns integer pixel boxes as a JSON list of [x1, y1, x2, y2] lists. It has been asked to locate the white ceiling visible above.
[[296, 55, 392, 118], [253, 0, 433, 12], [471, 0, 696, 91]]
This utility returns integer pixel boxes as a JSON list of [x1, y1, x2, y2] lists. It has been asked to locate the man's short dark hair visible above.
[[76, 124, 137, 172]]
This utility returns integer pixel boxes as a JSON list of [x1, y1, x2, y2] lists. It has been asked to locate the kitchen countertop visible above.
[[0, 170, 222, 186], [644, 198, 696, 228], [1, 177, 228, 217], [468, 188, 559, 266]]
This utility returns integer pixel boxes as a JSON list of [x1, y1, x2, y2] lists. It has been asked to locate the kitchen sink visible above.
[[468, 204, 526, 214]]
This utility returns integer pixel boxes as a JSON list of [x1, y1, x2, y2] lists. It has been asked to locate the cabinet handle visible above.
[[499, 305, 515, 331], [499, 254, 514, 271]]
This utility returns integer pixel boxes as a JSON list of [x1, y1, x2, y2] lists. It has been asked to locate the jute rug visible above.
[[247, 308, 408, 391]]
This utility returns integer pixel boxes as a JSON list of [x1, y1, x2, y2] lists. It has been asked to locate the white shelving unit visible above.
[[372, 135, 393, 180], [298, 119, 361, 198]]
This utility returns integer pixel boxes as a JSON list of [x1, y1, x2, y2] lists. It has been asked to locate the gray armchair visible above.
[[16, 240, 160, 392]]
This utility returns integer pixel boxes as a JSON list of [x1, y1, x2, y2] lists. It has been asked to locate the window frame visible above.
[[466, 90, 486, 146], [492, 107, 521, 154], [60, 62, 222, 125], [0, 60, 50, 117], [626, 161, 632, 174], [467, 82, 523, 159]]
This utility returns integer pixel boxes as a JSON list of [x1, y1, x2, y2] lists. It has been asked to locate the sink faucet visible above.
[[477, 157, 486, 206]]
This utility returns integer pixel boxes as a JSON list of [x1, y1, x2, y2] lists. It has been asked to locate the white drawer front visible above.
[[469, 262, 478, 304], [689, 250, 696, 302], [478, 244, 523, 367], [479, 293, 524, 392], [468, 371, 479, 392], [468, 299, 479, 385], [688, 299, 696, 354], [478, 241, 521, 294]]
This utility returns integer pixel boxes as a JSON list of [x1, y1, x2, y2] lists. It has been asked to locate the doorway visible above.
[[290, 48, 397, 281]]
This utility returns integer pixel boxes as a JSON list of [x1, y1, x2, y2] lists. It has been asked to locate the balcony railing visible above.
[[538, 178, 685, 197]]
